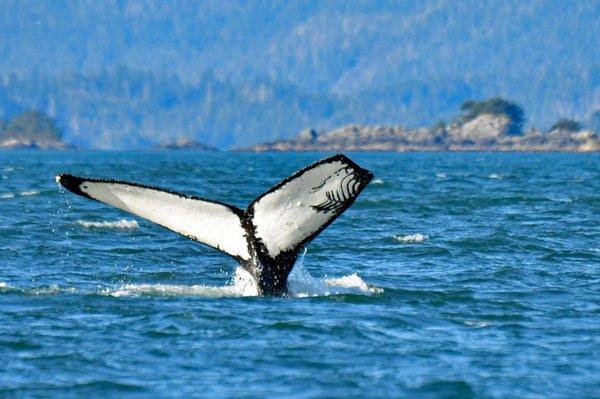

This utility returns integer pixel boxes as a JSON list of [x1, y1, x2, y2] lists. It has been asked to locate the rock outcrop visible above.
[[241, 114, 600, 152], [153, 139, 217, 151], [0, 137, 72, 150]]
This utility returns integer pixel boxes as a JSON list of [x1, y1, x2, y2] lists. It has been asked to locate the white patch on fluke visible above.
[[251, 159, 366, 257], [78, 219, 139, 229], [57, 155, 373, 295], [394, 233, 429, 243], [72, 179, 250, 260]]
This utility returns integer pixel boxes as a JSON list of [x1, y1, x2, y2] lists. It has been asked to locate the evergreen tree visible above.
[[460, 97, 526, 135], [550, 118, 582, 132]]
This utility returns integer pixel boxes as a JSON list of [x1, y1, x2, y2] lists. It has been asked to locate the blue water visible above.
[[1, 151, 599, 398]]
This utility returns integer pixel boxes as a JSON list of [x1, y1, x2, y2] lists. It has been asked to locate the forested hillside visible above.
[[0, 0, 598, 148]]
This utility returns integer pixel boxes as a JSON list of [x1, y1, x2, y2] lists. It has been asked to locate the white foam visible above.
[[435, 172, 447, 178], [103, 252, 381, 299], [0, 193, 14, 199], [394, 233, 429, 243], [20, 190, 39, 196], [28, 285, 76, 296], [464, 320, 492, 328], [105, 282, 252, 298], [3, 251, 379, 299], [105, 266, 261, 298], [372, 178, 384, 185], [77, 219, 139, 229], [488, 173, 503, 179], [0, 281, 16, 293]]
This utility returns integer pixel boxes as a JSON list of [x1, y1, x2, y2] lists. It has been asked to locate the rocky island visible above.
[[153, 138, 217, 151], [242, 98, 600, 152], [0, 111, 70, 149]]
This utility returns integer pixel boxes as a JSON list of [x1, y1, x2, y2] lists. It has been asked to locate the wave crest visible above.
[[3, 253, 381, 299], [20, 190, 39, 196], [77, 219, 139, 229], [394, 233, 429, 243]]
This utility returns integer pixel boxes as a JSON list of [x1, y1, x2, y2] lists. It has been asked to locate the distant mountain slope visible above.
[[0, 69, 339, 148], [0, 0, 598, 148]]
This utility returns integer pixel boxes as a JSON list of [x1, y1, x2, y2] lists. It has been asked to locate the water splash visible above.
[[287, 250, 382, 297], [3, 251, 380, 299], [102, 259, 381, 299]]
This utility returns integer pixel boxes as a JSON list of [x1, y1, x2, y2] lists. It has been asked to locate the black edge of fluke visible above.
[[55, 173, 92, 200]]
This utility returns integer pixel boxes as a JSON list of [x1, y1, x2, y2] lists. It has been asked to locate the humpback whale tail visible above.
[[56, 154, 373, 295]]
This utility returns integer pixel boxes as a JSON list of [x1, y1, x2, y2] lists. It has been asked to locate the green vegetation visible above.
[[460, 98, 526, 135], [0, 111, 62, 142], [550, 118, 582, 132]]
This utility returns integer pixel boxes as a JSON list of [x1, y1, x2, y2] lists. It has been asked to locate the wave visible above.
[[393, 233, 429, 243], [77, 219, 139, 229], [372, 178, 385, 185], [463, 320, 492, 328], [0, 282, 76, 296], [0, 190, 42, 199], [103, 262, 382, 299], [2, 253, 381, 299]]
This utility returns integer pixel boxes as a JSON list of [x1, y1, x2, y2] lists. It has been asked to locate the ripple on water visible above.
[[1, 152, 599, 398]]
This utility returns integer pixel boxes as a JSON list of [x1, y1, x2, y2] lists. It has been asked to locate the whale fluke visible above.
[[56, 154, 373, 295]]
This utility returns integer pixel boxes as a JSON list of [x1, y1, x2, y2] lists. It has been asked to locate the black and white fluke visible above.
[[56, 154, 373, 295]]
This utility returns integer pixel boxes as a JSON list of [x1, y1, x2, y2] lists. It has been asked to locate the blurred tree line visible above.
[[0, 1, 597, 149], [1, 68, 596, 149]]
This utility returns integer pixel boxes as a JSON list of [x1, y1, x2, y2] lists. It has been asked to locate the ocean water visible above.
[[1, 151, 599, 398]]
